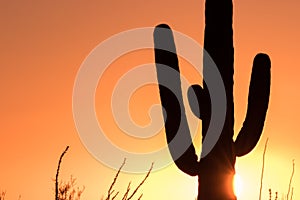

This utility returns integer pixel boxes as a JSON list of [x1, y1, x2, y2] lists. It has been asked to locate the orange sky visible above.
[[1, 1, 300, 200]]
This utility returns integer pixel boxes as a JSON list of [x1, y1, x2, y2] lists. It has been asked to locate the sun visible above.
[[234, 174, 243, 198]]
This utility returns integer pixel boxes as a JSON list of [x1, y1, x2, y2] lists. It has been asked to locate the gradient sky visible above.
[[1, 1, 300, 200]]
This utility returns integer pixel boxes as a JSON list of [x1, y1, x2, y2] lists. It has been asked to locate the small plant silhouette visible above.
[[55, 146, 70, 200], [54, 147, 152, 200], [55, 146, 85, 200], [102, 159, 153, 200], [0, 191, 6, 200], [57, 176, 85, 200], [154, 0, 271, 199]]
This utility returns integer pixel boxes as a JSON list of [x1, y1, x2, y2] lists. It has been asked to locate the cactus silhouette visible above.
[[154, 0, 271, 199]]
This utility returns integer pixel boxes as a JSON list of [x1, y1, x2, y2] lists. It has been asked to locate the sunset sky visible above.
[[1, 1, 300, 200]]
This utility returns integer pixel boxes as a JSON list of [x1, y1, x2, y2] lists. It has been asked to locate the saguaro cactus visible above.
[[154, 0, 271, 199]]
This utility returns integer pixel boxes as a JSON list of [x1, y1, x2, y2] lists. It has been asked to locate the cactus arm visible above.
[[154, 24, 199, 176], [234, 53, 271, 157], [187, 84, 211, 121]]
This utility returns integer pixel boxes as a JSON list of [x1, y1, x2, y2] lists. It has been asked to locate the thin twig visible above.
[[55, 146, 69, 200], [111, 191, 119, 200], [290, 187, 294, 200], [106, 159, 126, 200], [287, 160, 295, 200], [259, 138, 268, 200], [137, 193, 143, 200], [105, 160, 153, 200], [121, 182, 131, 200], [127, 162, 153, 200]]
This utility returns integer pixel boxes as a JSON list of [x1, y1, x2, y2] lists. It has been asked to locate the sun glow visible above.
[[234, 174, 243, 198]]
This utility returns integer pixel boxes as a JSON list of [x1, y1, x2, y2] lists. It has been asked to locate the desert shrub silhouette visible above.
[[54, 147, 151, 200], [154, 0, 271, 199]]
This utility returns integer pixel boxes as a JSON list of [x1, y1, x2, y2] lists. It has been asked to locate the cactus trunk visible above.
[[198, 0, 236, 199], [154, 0, 271, 199]]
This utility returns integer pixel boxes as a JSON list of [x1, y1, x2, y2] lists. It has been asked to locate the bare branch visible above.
[[127, 163, 153, 200], [287, 160, 295, 200], [259, 138, 268, 200], [55, 146, 69, 200], [106, 159, 126, 200]]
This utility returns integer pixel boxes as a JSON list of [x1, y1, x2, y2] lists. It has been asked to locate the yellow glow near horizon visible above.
[[234, 174, 243, 199]]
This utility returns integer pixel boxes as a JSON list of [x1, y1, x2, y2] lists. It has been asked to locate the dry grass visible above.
[[55, 147, 152, 200], [0, 191, 6, 200], [259, 138, 269, 200], [52, 144, 293, 200], [56, 176, 85, 200], [0, 144, 295, 200], [261, 139, 296, 200], [268, 160, 295, 200], [287, 160, 295, 200], [55, 146, 70, 200], [269, 189, 278, 200], [102, 159, 153, 200]]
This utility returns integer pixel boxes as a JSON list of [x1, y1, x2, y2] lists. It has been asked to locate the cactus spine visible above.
[[154, 0, 271, 199]]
